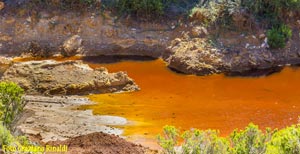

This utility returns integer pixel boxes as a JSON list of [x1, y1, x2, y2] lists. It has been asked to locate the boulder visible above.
[[0, 56, 12, 65], [61, 35, 83, 57], [0, 56, 12, 76], [0, 1, 4, 11], [1, 60, 139, 95], [163, 38, 225, 75]]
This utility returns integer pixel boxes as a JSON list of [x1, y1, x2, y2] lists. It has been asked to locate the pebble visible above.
[[259, 34, 266, 39]]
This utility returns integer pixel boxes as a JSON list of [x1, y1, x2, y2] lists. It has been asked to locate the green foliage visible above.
[[0, 82, 25, 128], [241, 0, 300, 26], [61, 0, 97, 8], [0, 123, 15, 146], [266, 125, 300, 154], [157, 125, 179, 154], [189, 0, 300, 28], [267, 24, 292, 49], [230, 123, 271, 154], [182, 129, 230, 154], [0, 123, 32, 148], [29, 0, 99, 9], [114, 0, 176, 17], [189, 0, 241, 27], [242, 0, 300, 15], [158, 123, 300, 154]]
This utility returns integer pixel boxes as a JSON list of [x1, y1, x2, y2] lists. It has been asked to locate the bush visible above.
[[267, 24, 292, 49], [0, 82, 31, 150], [0, 123, 15, 146], [266, 125, 300, 154], [158, 123, 300, 154], [114, 0, 176, 17], [189, 0, 241, 26], [189, 0, 300, 28], [157, 125, 179, 154], [60, 0, 98, 8], [230, 123, 271, 154], [0, 124, 32, 148], [29, 0, 99, 10], [241, 0, 300, 26], [0, 82, 25, 128], [182, 129, 230, 154]]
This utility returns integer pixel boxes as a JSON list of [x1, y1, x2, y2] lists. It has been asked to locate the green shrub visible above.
[[241, 0, 300, 26], [189, 0, 300, 28], [61, 0, 97, 8], [189, 2, 222, 26], [157, 125, 179, 154], [0, 123, 15, 146], [114, 0, 176, 17], [0, 82, 25, 128], [158, 123, 300, 154], [29, 0, 99, 9], [267, 24, 292, 49], [230, 123, 271, 154], [266, 125, 300, 154], [182, 129, 230, 154], [0, 124, 32, 149], [189, 0, 241, 27]]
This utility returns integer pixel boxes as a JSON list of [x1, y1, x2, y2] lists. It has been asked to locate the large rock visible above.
[[0, 56, 12, 65], [163, 38, 225, 75], [0, 56, 12, 76], [0, 1, 4, 11], [1, 60, 139, 95], [61, 35, 83, 57]]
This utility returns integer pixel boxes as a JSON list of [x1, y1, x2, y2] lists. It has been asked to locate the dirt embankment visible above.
[[0, 2, 178, 58], [1, 1, 300, 76], [47, 132, 155, 154]]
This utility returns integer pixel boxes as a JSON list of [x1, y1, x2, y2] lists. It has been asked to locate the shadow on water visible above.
[[82, 55, 157, 64], [167, 65, 285, 77], [225, 67, 284, 77]]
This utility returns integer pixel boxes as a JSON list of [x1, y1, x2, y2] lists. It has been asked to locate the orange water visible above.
[[14, 57, 300, 147], [82, 59, 300, 147]]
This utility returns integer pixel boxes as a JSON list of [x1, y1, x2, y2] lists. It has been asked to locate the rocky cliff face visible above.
[[0, 7, 175, 58], [163, 25, 300, 76], [1, 60, 139, 95], [1, 1, 300, 77]]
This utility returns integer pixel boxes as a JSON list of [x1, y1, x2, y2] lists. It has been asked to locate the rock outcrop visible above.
[[164, 25, 300, 76], [163, 38, 225, 75], [61, 35, 83, 57], [1, 60, 139, 95], [0, 1, 4, 11], [0, 56, 12, 75]]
